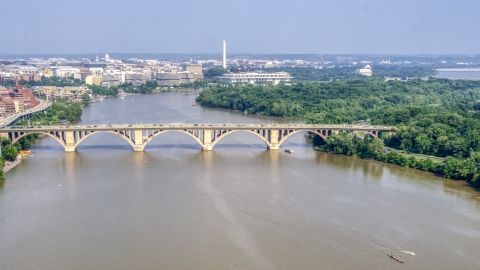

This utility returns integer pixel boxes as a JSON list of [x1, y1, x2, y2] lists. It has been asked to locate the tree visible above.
[[2, 144, 18, 161], [82, 93, 91, 106], [204, 66, 228, 78], [0, 157, 4, 180]]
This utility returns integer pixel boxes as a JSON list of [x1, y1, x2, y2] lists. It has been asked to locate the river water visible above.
[[1, 91, 480, 269], [435, 70, 480, 80]]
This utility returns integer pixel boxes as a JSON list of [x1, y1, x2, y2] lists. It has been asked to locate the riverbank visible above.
[[4, 159, 21, 172], [3, 151, 32, 172]]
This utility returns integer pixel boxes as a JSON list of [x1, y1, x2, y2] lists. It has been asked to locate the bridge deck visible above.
[[1, 124, 393, 132]]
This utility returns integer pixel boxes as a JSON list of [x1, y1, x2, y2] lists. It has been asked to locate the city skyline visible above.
[[0, 0, 479, 55]]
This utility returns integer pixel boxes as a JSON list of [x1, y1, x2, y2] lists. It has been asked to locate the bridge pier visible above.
[[65, 146, 76, 152], [203, 145, 213, 151], [133, 130, 144, 152], [268, 130, 279, 150], [268, 144, 279, 150], [203, 130, 213, 151], [133, 146, 145, 152], [65, 131, 76, 152]]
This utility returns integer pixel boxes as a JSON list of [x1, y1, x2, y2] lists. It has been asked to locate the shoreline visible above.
[[314, 147, 478, 191], [4, 158, 21, 172]]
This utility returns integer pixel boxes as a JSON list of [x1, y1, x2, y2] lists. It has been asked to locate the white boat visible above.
[[285, 149, 294, 153], [120, 96, 124, 99]]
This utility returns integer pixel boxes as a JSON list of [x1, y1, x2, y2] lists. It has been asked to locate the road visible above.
[[1, 99, 52, 126], [1, 123, 394, 132], [385, 146, 445, 163]]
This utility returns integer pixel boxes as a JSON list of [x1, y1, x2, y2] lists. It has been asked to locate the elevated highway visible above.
[[1, 100, 52, 126], [0, 123, 394, 152]]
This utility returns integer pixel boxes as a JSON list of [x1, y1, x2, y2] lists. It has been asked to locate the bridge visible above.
[[0, 124, 394, 152]]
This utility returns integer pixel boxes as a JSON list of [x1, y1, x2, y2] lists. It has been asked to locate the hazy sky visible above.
[[1, 0, 478, 54]]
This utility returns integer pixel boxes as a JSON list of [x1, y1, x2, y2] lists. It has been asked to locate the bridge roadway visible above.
[[1, 99, 52, 126], [0, 124, 394, 152]]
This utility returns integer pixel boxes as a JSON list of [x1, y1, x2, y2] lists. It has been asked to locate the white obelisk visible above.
[[222, 40, 227, 69]]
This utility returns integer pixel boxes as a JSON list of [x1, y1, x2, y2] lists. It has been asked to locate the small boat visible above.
[[387, 254, 404, 264], [120, 96, 124, 99], [401, 250, 415, 256], [285, 149, 294, 153]]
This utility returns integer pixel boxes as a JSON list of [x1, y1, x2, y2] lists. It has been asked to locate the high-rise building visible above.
[[222, 40, 227, 69]]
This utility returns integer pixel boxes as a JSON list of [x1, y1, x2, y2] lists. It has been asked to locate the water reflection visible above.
[[314, 152, 384, 180]]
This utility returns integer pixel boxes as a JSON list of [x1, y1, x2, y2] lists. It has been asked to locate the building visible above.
[[156, 72, 198, 86], [102, 72, 125, 86], [85, 75, 102, 86], [0, 77, 40, 115], [182, 65, 203, 79], [53, 66, 80, 77], [34, 86, 92, 102], [125, 72, 150, 86], [355, 65, 372, 76], [183, 65, 203, 78], [13, 100, 24, 113], [0, 97, 17, 116], [10, 87, 40, 109], [217, 72, 293, 85]]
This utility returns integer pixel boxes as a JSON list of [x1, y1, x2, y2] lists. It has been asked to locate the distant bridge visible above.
[[0, 124, 394, 152]]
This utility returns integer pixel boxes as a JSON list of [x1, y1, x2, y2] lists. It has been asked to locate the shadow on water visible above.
[[77, 145, 133, 151], [145, 144, 201, 150], [26, 145, 65, 152], [315, 152, 384, 180], [214, 143, 267, 149]]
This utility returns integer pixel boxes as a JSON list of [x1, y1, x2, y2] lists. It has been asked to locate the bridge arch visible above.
[[74, 130, 136, 149], [210, 129, 272, 149], [10, 131, 66, 148], [357, 131, 378, 139], [278, 129, 328, 147], [142, 130, 205, 148]]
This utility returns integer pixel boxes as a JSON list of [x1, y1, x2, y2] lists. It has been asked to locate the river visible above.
[[435, 70, 480, 80], [1, 91, 480, 269]]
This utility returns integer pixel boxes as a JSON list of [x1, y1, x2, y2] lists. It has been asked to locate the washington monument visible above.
[[222, 40, 226, 69]]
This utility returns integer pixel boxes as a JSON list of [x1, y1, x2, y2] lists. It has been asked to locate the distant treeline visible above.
[[1, 76, 84, 88], [257, 66, 438, 81]]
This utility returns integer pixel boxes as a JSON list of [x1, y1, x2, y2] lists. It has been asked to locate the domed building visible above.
[[355, 65, 372, 76]]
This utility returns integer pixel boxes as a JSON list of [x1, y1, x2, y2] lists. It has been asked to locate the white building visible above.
[[355, 65, 372, 76], [53, 66, 80, 77], [217, 72, 293, 85]]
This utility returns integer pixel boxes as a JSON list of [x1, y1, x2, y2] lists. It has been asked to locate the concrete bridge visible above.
[[0, 124, 394, 152]]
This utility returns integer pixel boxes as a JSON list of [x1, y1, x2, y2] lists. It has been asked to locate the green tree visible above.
[[204, 66, 228, 78], [2, 144, 18, 161], [82, 93, 91, 106], [0, 156, 4, 180]]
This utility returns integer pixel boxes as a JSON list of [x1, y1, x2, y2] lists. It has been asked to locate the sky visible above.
[[0, 0, 479, 55]]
